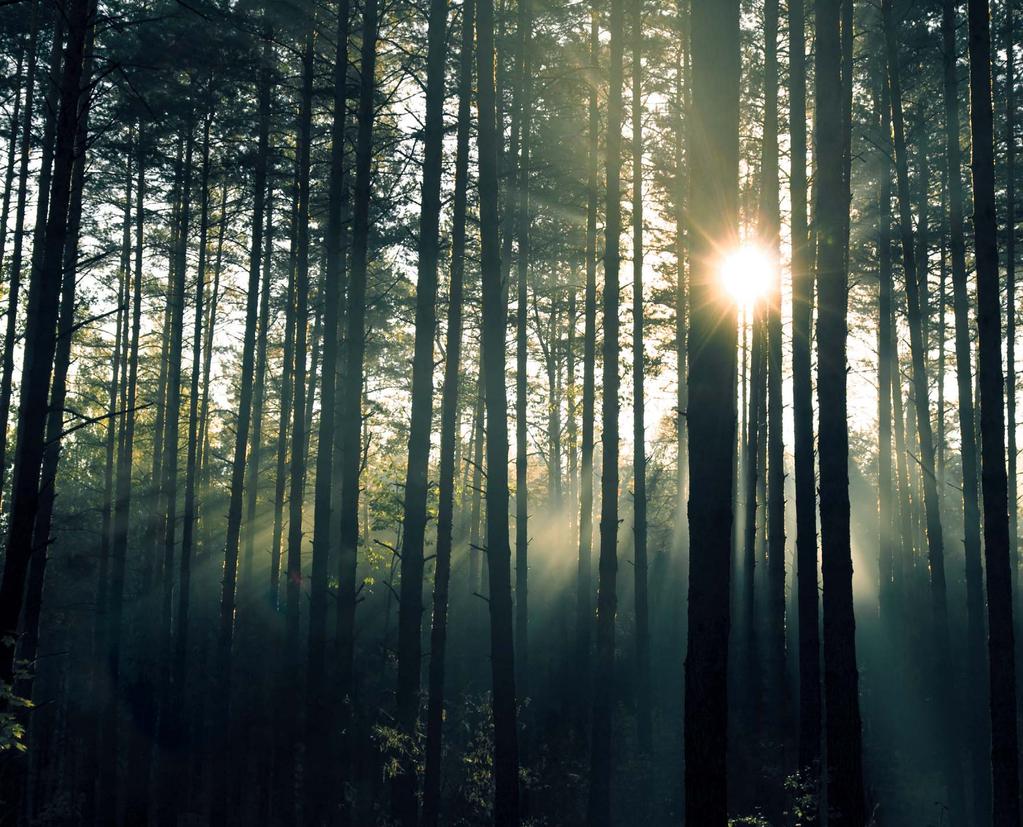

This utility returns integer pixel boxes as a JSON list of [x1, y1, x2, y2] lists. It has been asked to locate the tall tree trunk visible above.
[[160, 104, 211, 827], [271, 164, 299, 608], [281, 25, 317, 823], [882, 6, 966, 819], [514, 0, 532, 717], [877, 68, 896, 627], [306, 2, 350, 822], [0, 0, 90, 693], [587, 0, 623, 815], [392, 0, 449, 815], [789, 0, 820, 777], [941, 0, 990, 818], [476, 0, 521, 817], [761, 0, 786, 779], [421, 2, 473, 822], [684, 2, 739, 822], [208, 18, 271, 823], [245, 134, 274, 591], [966, 1, 1022, 821], [815, 1, 866, 823], [337, 1, 380, 819], [0, 11, 29, 280], [100, 131, 145, 825], [630, 0, 650, 757], [576, 3, 599, 721], [0, 10, 63, 514], [11, 63, 87, 817], [154, 104, 196, 827], [1004, 0, 1019, 642], [197, 183, 227, 532]]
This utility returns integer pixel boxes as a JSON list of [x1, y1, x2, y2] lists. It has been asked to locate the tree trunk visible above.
[[0, 0, 91, 693], [789, 0, 820, 777], [630, 0, 650, 757], [271, 163, 299, 608], [940, 0, 990, 818], [280, 25, 317, 822], [1003, 0, 1020, 679], [336, 0, 380, 819], [760, 0, 786, 780], [966, 1, 1022, 821], [882, 6, 966, 819], [421, 2, 473, 822], [576, 3, 599, 724], [0, 10, 63, 514], [816, 1, 866, 823], [305, 3, 350, 823], [587, 0, 623, 816], [0, 14, 28, 280], [514, 0, 532, 718], [476, 0, 521, 817], [684, 2, 739, 821], [392, 0, 447, 814], [100, 130, 145, 825]]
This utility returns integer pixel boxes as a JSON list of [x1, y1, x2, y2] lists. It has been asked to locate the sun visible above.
[[720, 244, 775, 308]]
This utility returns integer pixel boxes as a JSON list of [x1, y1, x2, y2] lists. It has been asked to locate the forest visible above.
[[0, 0, 1021, 823]]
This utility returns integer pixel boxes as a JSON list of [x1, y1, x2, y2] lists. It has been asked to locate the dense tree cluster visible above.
[[0, 0, 1020, 824]]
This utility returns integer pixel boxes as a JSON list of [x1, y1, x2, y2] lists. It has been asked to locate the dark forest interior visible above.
[[0, 0, 1022, 824]]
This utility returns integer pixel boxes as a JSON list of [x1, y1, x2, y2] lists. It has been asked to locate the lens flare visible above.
[[720, 244, 774, 307]]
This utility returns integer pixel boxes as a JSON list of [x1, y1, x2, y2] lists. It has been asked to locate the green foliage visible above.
[[0, 670, 33, 754]]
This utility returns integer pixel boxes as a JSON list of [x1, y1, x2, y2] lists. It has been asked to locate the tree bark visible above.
[[392, 0, 447, 815], [966, 1, 1022, 821], [336, 0, 380, 819], [576, 3, 599, 723], [882, 6, 966, 819], [630, 0, 650, 757], [816, 1, 867, 823], [789, 0, 820, 778], [421, 2, 473, 822], [476, 0, 521, 817], [0, 0, 91, 692], [940, 0, 991, 819], [513, 0, 532, 718], [587, 0, 623, 816], [684, 2, 739, 822], [0, 9, 63, 515]]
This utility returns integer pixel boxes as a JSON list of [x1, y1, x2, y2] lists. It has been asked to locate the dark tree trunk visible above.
[[882, 6, 965, 818], [587, 0, 623, 816], [514, 0, 532, 718], [100, 131, 145, 825], [576, 2, 599, 721], [306, 3, 350, 823], [392, 0, 447, 816], [877, 68, 896, 628], [280, 25, 317, 823], [940, 0, 990, 818], [336, 0, 380, 819], [271, 164, 299, 609], [0, 10, 63, 514], [815, 1, 867, 824], [684, 2, 739, 822], [153, 104, 196, 827], [11, 62, 87, 816], [760, 0, 786, 782], [630, 0, 650, 757], [789, 0, 820, 778], [476, 0, 521, 818], [0, 0, 90, 692], [421, 2, 473, 822], [966, 1, 1022, 822]]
